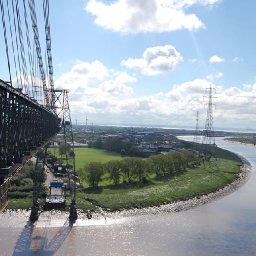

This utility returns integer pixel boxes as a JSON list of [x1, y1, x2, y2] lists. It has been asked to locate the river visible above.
[[0, 137, 256, 255]]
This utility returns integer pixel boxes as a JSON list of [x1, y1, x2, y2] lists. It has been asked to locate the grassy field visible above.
[[49, 147, 123, 171], [76, 158, 241, 211], [8, 147, 242, 212]]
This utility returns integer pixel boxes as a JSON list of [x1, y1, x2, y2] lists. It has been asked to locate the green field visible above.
[[74, 148, 123, 171], [76, 158, 242, 211], [8, 147, 242, 212], [50, 147, 123, 171]]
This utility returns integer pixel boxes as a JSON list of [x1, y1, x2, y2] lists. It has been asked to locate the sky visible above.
[[1, 0, 256, 131]]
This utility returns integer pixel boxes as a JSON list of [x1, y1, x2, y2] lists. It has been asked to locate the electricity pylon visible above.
[[202, 84, 218, 168], [193, 111, 200, 143]]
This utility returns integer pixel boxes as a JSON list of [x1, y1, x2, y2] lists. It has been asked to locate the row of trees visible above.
[[89, 137, 147, 157], [81, 150, 199, 188]]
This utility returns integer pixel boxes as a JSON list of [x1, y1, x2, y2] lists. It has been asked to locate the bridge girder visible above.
[[0, 79, 60, 168]]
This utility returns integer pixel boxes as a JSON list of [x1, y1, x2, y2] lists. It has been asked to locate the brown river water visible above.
[[1, 137, 256, 256]]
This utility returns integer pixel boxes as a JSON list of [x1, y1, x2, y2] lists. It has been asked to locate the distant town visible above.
[[51, 124, 251, 155]]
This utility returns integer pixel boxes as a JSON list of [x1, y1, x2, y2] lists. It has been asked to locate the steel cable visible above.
[[23, 0, 36, 99], [15, 0, 29, 95], [11, 0, 24, 91], [6, 0, 20, 88], [28, 0, 49, 107], [0, 0, 12, 85]]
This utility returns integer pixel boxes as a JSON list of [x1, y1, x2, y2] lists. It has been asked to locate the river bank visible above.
[[225, 137, 256, 145], [107, 156, 250, 218], [3, 155, 250, 221], [77, 154, 249, 219], [6, 142, 249, 216]]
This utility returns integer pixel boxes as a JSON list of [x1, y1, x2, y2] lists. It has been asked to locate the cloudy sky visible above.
[[2, 0, 256, 130]]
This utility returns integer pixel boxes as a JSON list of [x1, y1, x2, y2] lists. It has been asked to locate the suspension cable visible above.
[[11, 0, 24, 91], [0, 0, 12, 85], [43, 0, 55, 109], [23, 0, 35, 99], [15, 0, 29, 95], [6, 0, 19, 88], [28, 0, 49, 107]]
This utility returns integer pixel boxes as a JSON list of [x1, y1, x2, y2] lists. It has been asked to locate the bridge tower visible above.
[[30, 150, 47, 222], [61, 90, 77, 221], [30, 89, 77, 222]]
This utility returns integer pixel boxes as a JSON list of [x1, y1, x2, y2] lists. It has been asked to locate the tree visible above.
[[84, 162, 103, 188], [104, 137, 123, 152], [120, 158, 133, 183], [58, 143, 71, 158], [149, 154, 165, 176], [164, 153, 175, 175], [103, 137, 142, 157], [130, 158, 146, 184], [120, 149, 126, 157], [172, 152, 186, 172], [105, 160, 121, 185], [180, 150, 199, 167], [94, 139, 103, 149]]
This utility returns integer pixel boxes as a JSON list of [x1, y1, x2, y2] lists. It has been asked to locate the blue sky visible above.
[[1, 0, 256, 130]]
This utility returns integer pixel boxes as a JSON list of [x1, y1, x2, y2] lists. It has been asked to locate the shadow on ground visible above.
[[12, 217, 73, 255]]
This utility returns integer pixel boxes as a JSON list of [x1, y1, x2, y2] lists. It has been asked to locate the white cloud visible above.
[[209, 55, 224, 63], [169, 79, 209, 98], [55, 61, 136, 105], [206, 72, 223, 81], [121, 45, 183, 76], [188, 58, 198, 64], [189, 0, 222, 5], [99, 72, 135, 97], [56, 61, 256, 129], [55, 60, 109, 93], [85, 0, 222, 34], [232, 57, 243, 63]]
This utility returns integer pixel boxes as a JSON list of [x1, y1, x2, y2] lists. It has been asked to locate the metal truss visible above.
[[59, 89, 77, 221], [202, 84, 218, 168], [30, 89, 77, 221], [0, 79, 60, 168]]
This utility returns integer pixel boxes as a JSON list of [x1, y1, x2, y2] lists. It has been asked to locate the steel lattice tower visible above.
[[202, 84, 217, 162], [30, 89, 78, 222], [61, 90, 78, 221], [193, 111, 200, 143]]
